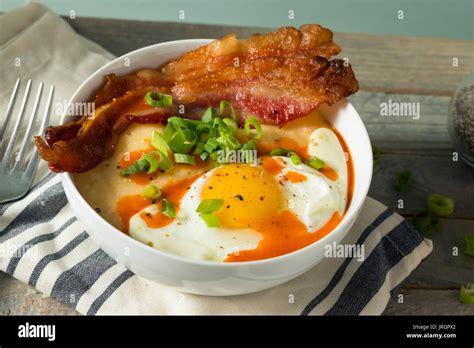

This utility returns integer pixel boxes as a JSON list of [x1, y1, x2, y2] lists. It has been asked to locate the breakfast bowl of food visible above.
[[34, 25, 372, 295]]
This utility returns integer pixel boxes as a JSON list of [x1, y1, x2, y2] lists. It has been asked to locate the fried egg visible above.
[[129, 127, 349, 262]]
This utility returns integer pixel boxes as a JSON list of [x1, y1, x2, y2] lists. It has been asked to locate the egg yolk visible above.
[[201, 164, 284, 229]]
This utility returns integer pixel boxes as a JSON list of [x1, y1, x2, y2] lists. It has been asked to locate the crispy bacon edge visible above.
[[35, 24, 359, 173]]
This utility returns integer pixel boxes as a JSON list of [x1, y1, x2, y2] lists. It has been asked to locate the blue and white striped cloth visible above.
[[0, 2, 433, 315], [0, 173, 432, 315]]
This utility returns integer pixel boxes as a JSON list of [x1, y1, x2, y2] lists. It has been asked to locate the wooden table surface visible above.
[[1, 18, 473, 315]]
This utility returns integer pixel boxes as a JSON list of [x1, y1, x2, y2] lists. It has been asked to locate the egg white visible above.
[[129, 127, 348, 261], [129, 172, 262, 262]]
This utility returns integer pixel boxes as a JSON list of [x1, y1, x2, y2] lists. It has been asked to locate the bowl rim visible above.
[[61, 39, 373, 268]]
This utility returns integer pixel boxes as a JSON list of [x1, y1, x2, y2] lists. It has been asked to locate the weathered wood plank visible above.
[[384, 289, 474, 315], [369, 154, 474, 218], [350, 91, 452, 151], [65, 17, 474, 95], [401, 219, 474, 288], [335, 32, 474, 96]]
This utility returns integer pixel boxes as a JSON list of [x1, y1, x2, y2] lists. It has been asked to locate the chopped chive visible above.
[[156, 151, 171, 170], [411, 209, 439, 233], [202, 107, 216, 123], [459, 284, 474, 304], [200, 151, 210, 161], [204, 138, 219, 153], [372, 144, 381, 166], [144, 91, 172, 107], [223, 118, 238, 131], [151, 130, 170, 155], [155, 100, 262, 165], [142, 185, 162, 200], [242, 139, 257, 151], [196, 199, 225, 214], [194, 142, 205, 155], [306, 156, 325, 170], [209, 151, 219, 161], [269, 148, 290, 156], [219, 100, 236, 120], [141, 153, 159, 174], [463, 235, 474, 257], [427, 193, 455, 216], [394, 170, 412, 192], [244, 116, 262, 139], [161, 199, 176, 218], [288, 152, 302, 165], [173, 153, 196, 165], [200, 213, 220, 227], [119, 158, 149, 177]]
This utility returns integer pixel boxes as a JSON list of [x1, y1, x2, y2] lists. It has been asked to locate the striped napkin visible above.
[[0, 2, 433, 315]]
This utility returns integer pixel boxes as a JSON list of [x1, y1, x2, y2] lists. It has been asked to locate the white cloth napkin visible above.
[[0, 2, 433, 315]]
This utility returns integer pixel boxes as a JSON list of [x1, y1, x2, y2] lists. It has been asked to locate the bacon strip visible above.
[[36, 24, 359, 173], [35, 87, 172, 172]]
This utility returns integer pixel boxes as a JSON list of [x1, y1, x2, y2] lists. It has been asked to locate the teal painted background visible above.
[[1, 0, 473, 40]]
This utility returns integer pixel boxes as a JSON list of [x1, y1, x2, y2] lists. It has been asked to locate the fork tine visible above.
[[0, 78, 21, 148], [14, 82, 44, 170], [25, 85, 54, 178], [2, 79, 32, 167]]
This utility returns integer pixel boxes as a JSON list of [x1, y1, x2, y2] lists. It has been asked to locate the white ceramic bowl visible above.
[[61, 39, 373, 296]]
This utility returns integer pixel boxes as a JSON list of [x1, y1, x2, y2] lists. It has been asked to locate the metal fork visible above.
[[0, 78, 55, 204]]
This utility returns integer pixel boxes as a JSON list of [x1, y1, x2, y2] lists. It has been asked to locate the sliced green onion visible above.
[[141, 153, 159, 174], [307, 157, 325, 170], [244, 116, 262, 139], [166, 126, 184, 152], [163, 122, 176, 143], [204, 138, 219, 153], [269, 148, 290, 156], [120, 158, 149, 177], [154, 101, 256, 166], [144, 91, 172, 107], [372, 144, 381, 166], [200, 213, 220, 227], [156, 151, 171, 170], [216, 134, 241, 150], [151, 130, 169, 155], [167, 116, 189, 129], [459, 284, 474, 304], [200, 151, 210, 161], [427, 193, 455, 216], [463, 235, 474, 257], [161, 199, 176, 218], [212, 117, 224, 129], [223, 118, 238, 132], [242, 139, 257, 151], [411, 209, 439, 233], [288, 152, 302, 165], [219, 100, 236, 120], [196, 124, 214, 140], [202, 107, 217, 123], [209, 151, 219, 161], [142, 185, 162, 200], [182, 129, 197, 153], [194, 142, 205, 155], [166, 128, 196, 154], [196, 199, 225, 214], [394, 170, 412, 192], [174, 153, 196, 165]]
